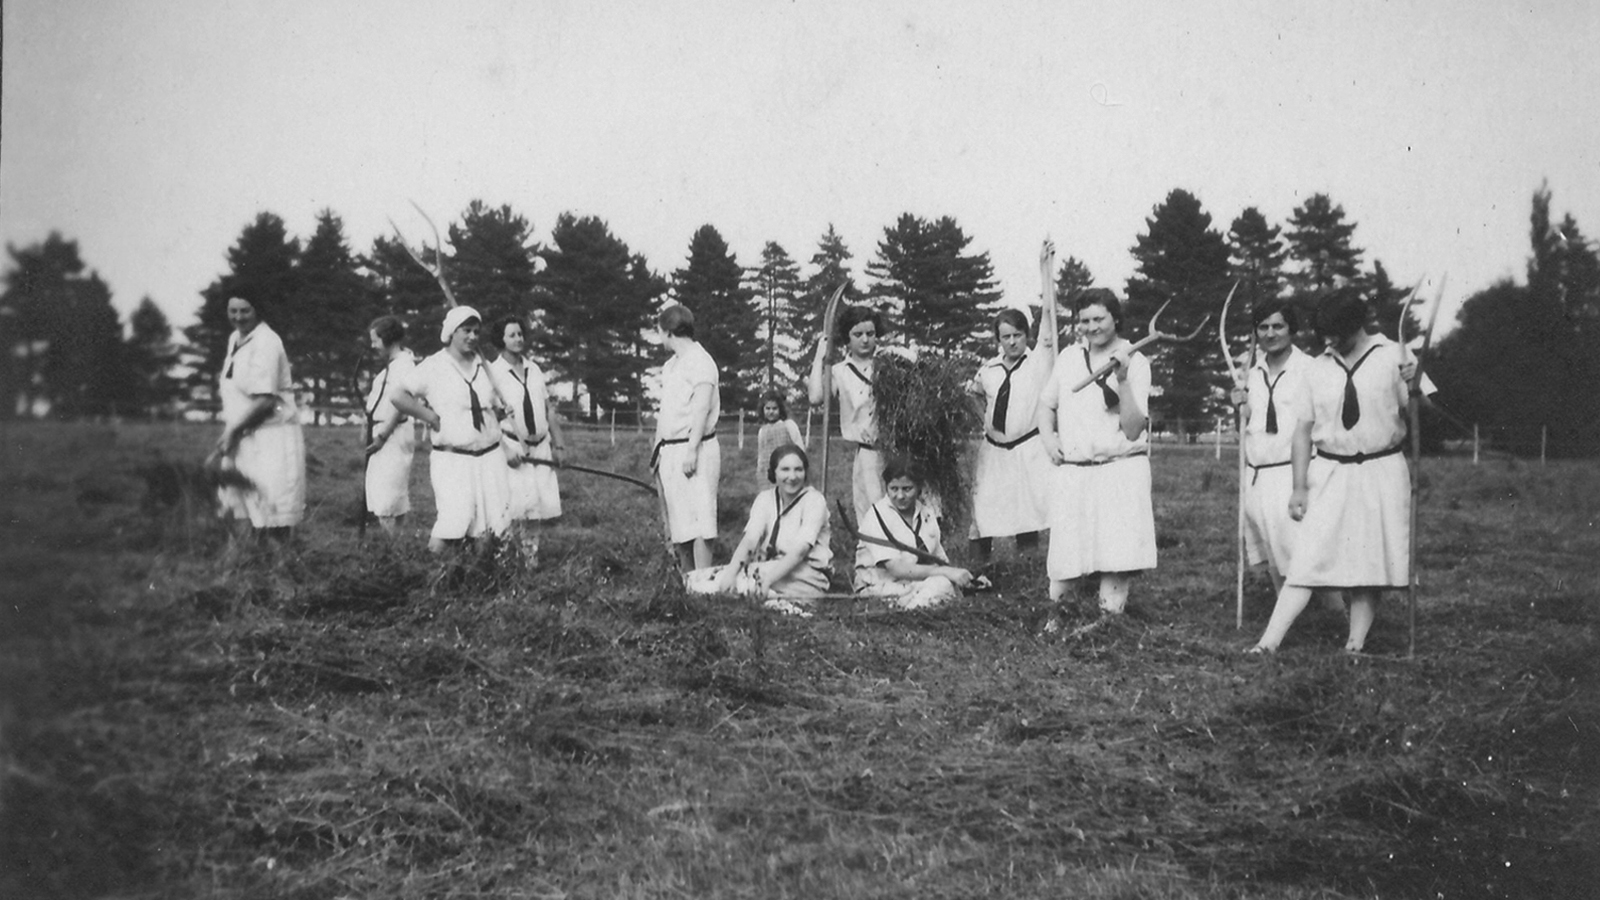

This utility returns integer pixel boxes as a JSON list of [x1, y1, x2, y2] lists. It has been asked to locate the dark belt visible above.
[[986, 428, 1039, 450], [651, 434, 712, 469], [1063, 450, 1148, 467], [432, 443, 498, 457], [1245, 453, 1320, 485], [516, 432, 548, 448], [854, 441, 878, 452], [1319, 444, 1403, 465]]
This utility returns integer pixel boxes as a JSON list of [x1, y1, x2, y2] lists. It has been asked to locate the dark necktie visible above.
[[992, 355, 1025, 432], [1262, 370, 1284, 434], [1335, 347, 1379, 430], [464, 366, 485, 431], [1086, 349, 1119, 410], [521, 379, 536, 435]]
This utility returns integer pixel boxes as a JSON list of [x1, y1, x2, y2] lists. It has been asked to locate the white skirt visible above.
[[506, 439, 561, 521], [656, 440, 720, 543], [971, 434, 1052, 537], [219, 420, 305, 528], [1284, 452, 1410, 589], [428, 447, 512, 541], [853, 566, 960, 609], [851, 445, 885, 528], [365, 421, 415, 518], [1242, 457, 1331, 575], [1046, 455, 1157, 581]]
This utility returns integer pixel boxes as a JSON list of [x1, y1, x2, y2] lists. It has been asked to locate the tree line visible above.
[[3, 187, 1596, 454]]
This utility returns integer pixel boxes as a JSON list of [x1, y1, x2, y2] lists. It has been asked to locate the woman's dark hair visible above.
[[766, 443, 810, 484], [1251, 299, 1299, 334], [880, 454, 926, 488], [758, 389, 789, 421], [369, 315, 407, 347], [1076, 287, 1124, 330], [836, 305, 887, 344], [992, 308, 1030, 339], [489, 315, 531, 350], [1313, 288, 1369, 341]]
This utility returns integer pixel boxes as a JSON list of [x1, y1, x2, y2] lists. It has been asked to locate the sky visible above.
[[4, 0, 1598, 338]]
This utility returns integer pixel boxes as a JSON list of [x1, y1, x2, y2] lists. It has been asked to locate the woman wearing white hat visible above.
[[391, 306, 514, 552]]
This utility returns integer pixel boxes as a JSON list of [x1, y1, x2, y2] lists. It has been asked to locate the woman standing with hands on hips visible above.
[[390, 306, 514, 553], [1037, 288, 1156, 617], [210, 294, 306, 540], [362, 315, 417, 534]]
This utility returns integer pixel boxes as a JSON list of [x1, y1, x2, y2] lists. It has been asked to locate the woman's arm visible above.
[[1036, 239, 1059, 372], [1110, 348, 1149, 441], [881, 556, 974, 588], [807, 336, 832, 407], [216, 395, 278, 457], [390, 388, 440, 431]]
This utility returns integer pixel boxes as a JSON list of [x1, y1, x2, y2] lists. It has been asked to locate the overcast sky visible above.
[[3, 0, 1598, 336]]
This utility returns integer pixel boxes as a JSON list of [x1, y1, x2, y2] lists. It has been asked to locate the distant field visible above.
[[1, 419, 1595, 899]]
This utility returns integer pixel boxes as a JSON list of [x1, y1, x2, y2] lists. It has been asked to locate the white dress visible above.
[[830, 358, 885, 527], [1241, 347, 1330, 576], [654, 341, 721, 543], [489, 355, 561, 521], [1040, 345, 1157, 581], [404, 351, 512, 541], [364, 353, 417, 518], [970, 351, 1054, 538], [685, 487, 833, 599], [853, 496, 959, 609], [217, 322, 305, 528], [1283, 338, 1411, 589]]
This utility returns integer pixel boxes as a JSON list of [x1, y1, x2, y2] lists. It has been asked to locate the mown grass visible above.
[[1, 419, 1595, 899]]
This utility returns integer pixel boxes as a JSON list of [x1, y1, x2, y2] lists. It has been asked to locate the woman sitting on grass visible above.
[[853, 455, 974, 610], [687, 444, 833, 616]]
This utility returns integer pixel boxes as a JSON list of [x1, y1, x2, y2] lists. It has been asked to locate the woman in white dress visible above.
[[687, 444, 834, 615], [488, 314, 564, 567], [210, 295, 306, 540], [969, 240, 1061, 560], [390, 306, 514, 553], [362, 315, 417, 533], [807, 306, 888, 527], [1250, 289, 1416, 654], [1038, 288, 1156, 615]]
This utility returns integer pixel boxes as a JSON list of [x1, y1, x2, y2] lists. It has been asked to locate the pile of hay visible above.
[[871, 351, 982, 528]]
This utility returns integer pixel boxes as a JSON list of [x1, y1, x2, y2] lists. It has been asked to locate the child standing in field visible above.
[[754, 390, 804, 481]]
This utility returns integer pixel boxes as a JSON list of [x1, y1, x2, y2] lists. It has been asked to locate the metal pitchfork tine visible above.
[[1070, 297, 1212, 393], [388, 200, 460, 309]]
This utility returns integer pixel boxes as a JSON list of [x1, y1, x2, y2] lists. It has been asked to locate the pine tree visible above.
[[795, 225, 858, 344], [750, 241, 804, 392], [866, 213, 1001, 356], [125, 297, 181, 416], [188, 213, 302, 408], [363, 234, 454, 357], [1364, 260, 1420, 341], [447, 200, 539, 327], [672, 225, 760, 409], [293, 210, 370, 421], [1285, 194, 1363, 296], [1126, 189, 1233, 430], [534, 213, 660, 418]]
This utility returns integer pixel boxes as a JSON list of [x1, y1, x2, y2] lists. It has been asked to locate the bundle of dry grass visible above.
[[871, 352, 982, 528]]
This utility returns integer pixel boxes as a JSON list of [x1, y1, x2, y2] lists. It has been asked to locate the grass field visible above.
[[1, 419, 1595, 899]]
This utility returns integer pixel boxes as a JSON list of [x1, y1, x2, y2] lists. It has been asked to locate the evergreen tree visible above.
[[1285, 193, 1363, 296], [188, 213, 301, 406], [750, 241, 804, 392], [1126, 189, 1234, 430], [795, 224, 859, 344], [363, 233, 454, 357], [1227, 207, 1287, 304], [447, 200, 539, 328], [1432, 186, 1600, 457], [866, 213, 1002, 356], [0, 233, 134, 417], [125, 296, 181, 416], [1364, 259, 1421, 341], [1043, 255, 1095, 338], [534, 213, 660, 418], [292, 210, 370, 421], [672, 225, 760, 409]]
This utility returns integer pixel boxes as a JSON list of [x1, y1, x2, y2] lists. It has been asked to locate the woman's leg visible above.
[[1255, 585, 1314, 650], [1345, 590, 1378, 651], [1097, 572, 1130, 614]]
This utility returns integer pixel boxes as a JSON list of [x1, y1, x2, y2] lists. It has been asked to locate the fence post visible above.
[[1541, 425, 1548, 466], [738, 411, 746, 450], [1214, 418, 1223, 460], [1472, 423, 1479, 465], [609, 408, 616, 446]]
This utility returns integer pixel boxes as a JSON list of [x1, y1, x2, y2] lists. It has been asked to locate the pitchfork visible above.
[[1069, 298, 1211, 393], [388, 200, 460, 309]]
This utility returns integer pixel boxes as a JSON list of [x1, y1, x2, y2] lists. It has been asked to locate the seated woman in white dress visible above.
[[853, 456, 975, 610], [686, 444, 833, 615]]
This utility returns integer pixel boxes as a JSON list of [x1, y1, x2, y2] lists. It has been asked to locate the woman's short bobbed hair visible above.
[[766, 443, 810, 484], [1076, 287, 1124, 330], [880, 454, 927, 488], [369, 315, 407, 347]]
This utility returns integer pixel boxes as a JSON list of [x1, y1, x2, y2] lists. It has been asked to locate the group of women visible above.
[[213, 238, 1417, 649]]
